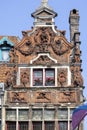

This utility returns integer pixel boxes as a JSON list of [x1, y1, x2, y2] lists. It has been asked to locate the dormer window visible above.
[[0, 39, 13, 61], [1, 48, 10, 61]]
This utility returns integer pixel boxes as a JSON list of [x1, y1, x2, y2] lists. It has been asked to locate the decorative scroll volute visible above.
[[51, 37, 72, 55]]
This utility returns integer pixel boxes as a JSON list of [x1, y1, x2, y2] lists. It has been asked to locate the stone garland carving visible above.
[[33, 55, 55, 65], [57, 69, 67, 87], [51, 39, 69, 55], [18, 40, 34, 56], [5, 66, 17, 88]]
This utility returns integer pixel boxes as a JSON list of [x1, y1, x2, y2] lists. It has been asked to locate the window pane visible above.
[[58, 122, 68, 130], [70, 108, 74, 119], [2, 49, 9, 61], [32, 109, 42, 120], [6, 109, 16, 120], [45, 69, 55, 86], [19, 122, 28, 130], [33, 122, 42, 130], [19, 109, 29, 120], [45, 122, 54, 130], [0, 121, 1, 130], [44, 109, 55, 120], [0, 109, 1, 119], [33, 69, 43, 86], [58, 108, 68, 119], [6, 122, 16, 130]]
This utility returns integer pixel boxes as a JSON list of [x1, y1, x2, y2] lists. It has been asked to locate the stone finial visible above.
[[41, 0, 48, 6]]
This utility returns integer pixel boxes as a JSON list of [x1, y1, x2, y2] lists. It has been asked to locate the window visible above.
[[58, 122, 68, 130], [33, 69, 43, 86], [6, 109, 16, 120], [19, 122, 28, 130], [58, 108, 68, 119], [44, 109, 55, 120], [6, 122, 16, 130], [33, 69, 55, 86], [19, 109, 29, 120], [33, 122, 42, 130], [70, 108, 74, 119], [45, 69, 55, 86], [0, 40, 12, 61], [1, 48, 10, 61], [32, 109, 42, 120], [45, 121, 54, 130], [0, 109, 1, 119], [0, 121, 1, 130]]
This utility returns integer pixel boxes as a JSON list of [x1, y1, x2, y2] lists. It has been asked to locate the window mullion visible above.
[[43, 69, 45, 86]]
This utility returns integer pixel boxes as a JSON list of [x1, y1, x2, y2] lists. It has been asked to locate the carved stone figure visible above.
[[34, 27, 54, 44], [71, 66, 83, 87], [58, 70, 67, 87], [37, 92, 50, 101], [59, 91, 76, 103], [20, 72, 29, 87], [12, 92, 26, 102], [36, 92, 51, 103], [5, 66, 17, 88], [73, 71, 83, 86], [35, 43, 49, 52]]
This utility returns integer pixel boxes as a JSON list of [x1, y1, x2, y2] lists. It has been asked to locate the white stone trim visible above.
[[17, 65, 71, 87], [30, 53, 57, 64]]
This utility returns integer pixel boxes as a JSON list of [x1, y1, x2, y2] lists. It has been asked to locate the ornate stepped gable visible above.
[[0, 1, 85, 130], [0, 0, 84, 122]]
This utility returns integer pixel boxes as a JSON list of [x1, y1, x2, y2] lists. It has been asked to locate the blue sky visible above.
[[0, 0, 87, 129]]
